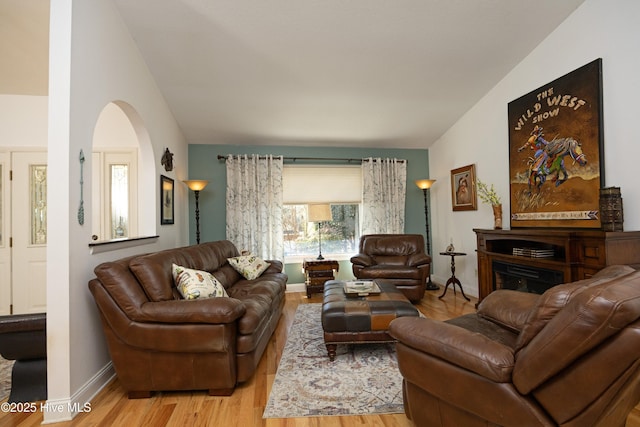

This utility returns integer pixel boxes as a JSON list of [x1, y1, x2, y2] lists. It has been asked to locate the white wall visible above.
[[46, 0, 189, 422], [428, 0, 640, 297], [0, 95, 48, 147]]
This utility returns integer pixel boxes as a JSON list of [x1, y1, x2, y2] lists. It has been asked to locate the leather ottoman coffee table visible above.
[[321, 279, 419, 361]]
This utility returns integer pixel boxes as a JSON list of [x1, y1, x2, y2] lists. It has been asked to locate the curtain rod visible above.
[[216, 155, 406, 163]]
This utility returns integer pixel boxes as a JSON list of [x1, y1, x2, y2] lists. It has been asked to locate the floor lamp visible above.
[[308, 204, 332, 260], [415, 179, 439, 291], [183, 180, 208, 244]]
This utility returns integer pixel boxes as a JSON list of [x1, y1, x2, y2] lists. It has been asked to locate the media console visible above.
[[474, 228, 640, 302]]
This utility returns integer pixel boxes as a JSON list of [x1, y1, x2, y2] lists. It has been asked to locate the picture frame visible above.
[[451, 164, 477, 211], [508, 59, 604, 228], [160, 175, 174, 225]]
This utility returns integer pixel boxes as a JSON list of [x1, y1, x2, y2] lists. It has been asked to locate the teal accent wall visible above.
[[187, 144, 432, 281]]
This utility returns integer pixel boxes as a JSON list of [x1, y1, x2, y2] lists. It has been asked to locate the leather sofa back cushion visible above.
[[513, 270, 640, 394], [93, 255, 150, 315], [514, 265, 636, 352], [360, 234, 423, 258], [130, 241, 240, 302], [476, 289, 539, 333]]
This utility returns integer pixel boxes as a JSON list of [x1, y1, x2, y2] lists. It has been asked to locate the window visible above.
[[282, 165, 362, 260], [283, 203, 360, 258], [110, 164, 129, 237], [92, 150, 138, 241]]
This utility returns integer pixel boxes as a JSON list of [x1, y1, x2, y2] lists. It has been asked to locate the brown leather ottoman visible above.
[[321, 280, 419, 361]]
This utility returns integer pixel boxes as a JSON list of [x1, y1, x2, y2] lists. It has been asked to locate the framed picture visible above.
[[160, 175, 174, 225], [508, 59, 604, 228], [451, 164, 477, 211]]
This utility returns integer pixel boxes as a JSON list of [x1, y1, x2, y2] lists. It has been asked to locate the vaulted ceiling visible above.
[[2, 0, 586, 148]]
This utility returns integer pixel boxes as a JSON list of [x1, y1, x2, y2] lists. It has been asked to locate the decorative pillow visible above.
[[227, 254, 270, 280], [172, 264, 228, 300]]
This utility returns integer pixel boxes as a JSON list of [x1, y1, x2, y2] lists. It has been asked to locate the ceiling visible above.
[[2, 0, 586, 149]]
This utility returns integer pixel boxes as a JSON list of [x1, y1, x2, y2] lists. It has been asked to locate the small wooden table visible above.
[[303, 258, 339, 298], [438, 252, 470, 301]]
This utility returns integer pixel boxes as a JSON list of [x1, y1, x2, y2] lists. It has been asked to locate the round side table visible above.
[[438, 252, 470, 301]]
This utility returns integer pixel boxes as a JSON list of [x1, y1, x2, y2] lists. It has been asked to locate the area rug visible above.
[[0, 355, 14, 401], [263, 303, 405, 418]]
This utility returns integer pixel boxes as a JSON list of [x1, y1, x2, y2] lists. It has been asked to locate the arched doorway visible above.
[[91, 101, 155, 241]]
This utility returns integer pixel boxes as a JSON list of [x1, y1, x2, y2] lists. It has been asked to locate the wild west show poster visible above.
[[508, 58, 604, 228]]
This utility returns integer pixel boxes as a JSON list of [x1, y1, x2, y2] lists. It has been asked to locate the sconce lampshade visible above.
[[415, 179, 436, 190], [183, 180, 209, 192], [308, 203, 332, 222]]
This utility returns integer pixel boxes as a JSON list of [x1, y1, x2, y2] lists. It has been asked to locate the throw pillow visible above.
[[228, 254, 270, 280], [172, 264, 228, 300]]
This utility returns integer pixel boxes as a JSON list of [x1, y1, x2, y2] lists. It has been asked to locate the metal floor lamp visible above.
[[415, 179, 439, 291], [183, 180, 208, 244]]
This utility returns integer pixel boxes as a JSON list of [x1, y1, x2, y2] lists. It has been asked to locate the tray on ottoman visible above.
[[321, 280, 419, 361], [342, 280, 381, 297]]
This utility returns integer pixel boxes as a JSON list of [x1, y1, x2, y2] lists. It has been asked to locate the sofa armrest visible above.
[[350, 254, 374, 267], [264, 260, 284, 274], [477, 289, 539, 332], [138, 297, 246, 324], [389, 317, 514, 382], [406, 253, 431, 267]]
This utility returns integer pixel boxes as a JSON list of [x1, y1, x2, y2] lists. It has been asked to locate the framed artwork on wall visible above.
[[508, 58, 604, 228], [160, 175, 174, 225], [451, 164, 477, 211]]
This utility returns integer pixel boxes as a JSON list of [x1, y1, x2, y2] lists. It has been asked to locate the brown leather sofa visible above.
[[389, 265, 640, 426], [88, 240, 287, 398], [350, 234, 431, 302]]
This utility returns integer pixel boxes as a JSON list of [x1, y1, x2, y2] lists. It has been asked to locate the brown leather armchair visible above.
[[389, 265, 640, 427], [350, 234, 431, 302]]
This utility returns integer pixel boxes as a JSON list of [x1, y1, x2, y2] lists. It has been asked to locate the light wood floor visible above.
[[2, 288, 639, 426]]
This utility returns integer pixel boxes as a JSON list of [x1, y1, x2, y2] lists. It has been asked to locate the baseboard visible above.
[[41, 361, 115, 424], [286, 282, 306, 293]]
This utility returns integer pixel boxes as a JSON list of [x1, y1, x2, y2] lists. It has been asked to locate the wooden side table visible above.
[[438, 252, 470, 301], [303, 259, 339, 298]]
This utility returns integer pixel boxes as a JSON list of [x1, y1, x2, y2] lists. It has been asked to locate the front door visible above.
[[0, 152, 9, 315], [11, 151, 47, 314]]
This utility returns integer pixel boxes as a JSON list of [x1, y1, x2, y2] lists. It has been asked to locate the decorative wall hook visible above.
[[78, 149, 85, 225], [161, 148, 174, 172]]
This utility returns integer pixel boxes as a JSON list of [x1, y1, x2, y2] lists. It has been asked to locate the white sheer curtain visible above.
[[361, 158, 407, 234], [225, 154, 284, 260]]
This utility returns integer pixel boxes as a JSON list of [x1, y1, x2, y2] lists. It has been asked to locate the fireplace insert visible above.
[[492, 260, 564, 294]]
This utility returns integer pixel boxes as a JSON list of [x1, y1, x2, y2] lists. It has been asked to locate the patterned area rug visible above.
[[263, 303, 405, 418], [0, 355, 14, 401]]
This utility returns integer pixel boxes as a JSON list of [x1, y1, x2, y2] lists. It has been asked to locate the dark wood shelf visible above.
[[474, 228, 640, 302]]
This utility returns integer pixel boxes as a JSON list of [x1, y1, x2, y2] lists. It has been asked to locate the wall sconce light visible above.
[[183, 180, 208, 244], [415, 179, 439, 291]]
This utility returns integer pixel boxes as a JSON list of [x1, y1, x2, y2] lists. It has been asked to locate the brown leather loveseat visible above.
[[88, 240, 287, 398], [351, 234, 431, 302], [389, 265, 640, 426]]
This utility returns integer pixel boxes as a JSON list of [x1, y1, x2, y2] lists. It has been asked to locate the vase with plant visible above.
[[477, 180, 503, 229]]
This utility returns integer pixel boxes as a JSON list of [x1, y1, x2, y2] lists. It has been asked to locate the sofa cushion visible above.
[[172, 264, 228, 300], [228, 254, 270, 280], [355, 264, 423, 280], [515, 265, 636, 352], [477, 289, 539, 334], [513, 270, 640, 395], [227, 277, 286, 335], [129, 241, 240, 301]]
